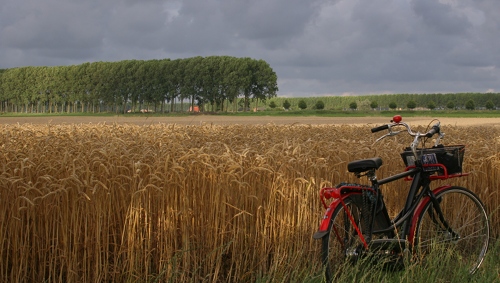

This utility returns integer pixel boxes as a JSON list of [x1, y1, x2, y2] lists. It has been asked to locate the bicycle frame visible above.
[[313, 116, 469, 249], [316, 116, 489, 280], [313, 165, 466, 247]]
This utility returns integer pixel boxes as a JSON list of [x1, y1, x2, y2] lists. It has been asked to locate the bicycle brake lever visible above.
[[433, 132, 445, 147], [374, 130, 402, 143], [388, 130, 402, 136]]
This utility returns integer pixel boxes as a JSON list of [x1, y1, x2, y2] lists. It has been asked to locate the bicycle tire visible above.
[[321, 196, 364, 282], [412, 186, 489, 274]]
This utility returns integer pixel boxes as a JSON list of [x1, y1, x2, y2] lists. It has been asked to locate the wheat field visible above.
[[0, 122, 498, 282]]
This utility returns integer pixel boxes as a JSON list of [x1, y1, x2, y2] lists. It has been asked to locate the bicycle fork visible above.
[[408, 185, 459, 244], [426, 191, 460, 241]]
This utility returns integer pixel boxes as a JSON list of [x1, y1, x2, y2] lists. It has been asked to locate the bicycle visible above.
[[313, 115, 490, 281]]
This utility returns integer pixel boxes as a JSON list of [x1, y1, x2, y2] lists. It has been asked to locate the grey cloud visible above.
[[411, 0, 472, 35], [219, 0, 323, 48], [2, 1, 104, 49], [0, 0, 499, 96], [106, 2, 169, 49]]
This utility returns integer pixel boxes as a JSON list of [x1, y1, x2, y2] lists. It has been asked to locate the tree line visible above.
[[269, 93, 500, 111], [0, 56, 278, 114]]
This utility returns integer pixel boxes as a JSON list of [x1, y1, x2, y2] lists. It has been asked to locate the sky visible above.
[[1, 0, 499, 97]]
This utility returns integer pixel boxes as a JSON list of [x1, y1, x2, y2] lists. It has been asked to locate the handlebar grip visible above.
[[371, 124, 389, 133], [425, 124, 440, 138]]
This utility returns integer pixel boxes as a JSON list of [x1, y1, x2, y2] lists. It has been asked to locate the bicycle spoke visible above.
[[414, 187, 489, 274]]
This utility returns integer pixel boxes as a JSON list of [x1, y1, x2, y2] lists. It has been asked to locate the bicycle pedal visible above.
[[367, 239, 409, 270], [369, 239, 408, 252]]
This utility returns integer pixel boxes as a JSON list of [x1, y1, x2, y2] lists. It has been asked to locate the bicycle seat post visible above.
[[354, 168, 377, 184], [367, 169, 377, 183]]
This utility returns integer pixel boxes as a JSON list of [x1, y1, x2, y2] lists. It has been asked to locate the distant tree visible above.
[[298, 99, 307, 110], [283, 100, 291, 110], [407, 100, 417, 110], [370, 101, 378, 110], [465, 100, 475, 110], [238, 98, 250, 111], [315, 100, 325, 110], [349, 101, 357, 110], [485, 100, 495, 110], [269, 101, 277, 109], [446, 101, 455, 110], [389, 102, 397, 110], [428, 101, 436, 110]]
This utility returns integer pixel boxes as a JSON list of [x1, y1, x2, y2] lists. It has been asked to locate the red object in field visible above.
[[392, 115, 402, 123], [189, 106, 200, 112]]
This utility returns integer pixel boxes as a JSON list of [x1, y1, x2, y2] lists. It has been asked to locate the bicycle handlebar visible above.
[[425, 124, 440, 138], [372, 116, 443, 150], [371, 124, 389, 133], [373, 117, 440, 138]]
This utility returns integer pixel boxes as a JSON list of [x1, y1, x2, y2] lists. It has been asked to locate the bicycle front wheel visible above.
[[413, 186, 489, 274], [321, 196, 364, 282]]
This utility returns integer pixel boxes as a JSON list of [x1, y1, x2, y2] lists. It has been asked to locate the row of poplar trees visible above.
[[0, 56, 278, 113]]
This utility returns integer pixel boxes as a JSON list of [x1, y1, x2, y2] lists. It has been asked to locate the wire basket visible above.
[[400, 145, 465, 175]]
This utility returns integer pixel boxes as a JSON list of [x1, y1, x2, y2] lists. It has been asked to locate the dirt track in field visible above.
[[0, 115, 499, 127]]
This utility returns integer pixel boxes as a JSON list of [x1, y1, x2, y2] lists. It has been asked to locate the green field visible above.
[[1, 109, 500, 118]]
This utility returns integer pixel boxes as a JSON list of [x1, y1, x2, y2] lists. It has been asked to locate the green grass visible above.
[[0, 112, 117, 118], [144, 240, 499, 282], [199, 109, 500, 118], [283, 240, 499, 283], [1, 109, 500, 118]]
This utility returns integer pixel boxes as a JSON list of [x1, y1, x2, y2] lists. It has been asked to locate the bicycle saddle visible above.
[[347, 157, 383, 173]]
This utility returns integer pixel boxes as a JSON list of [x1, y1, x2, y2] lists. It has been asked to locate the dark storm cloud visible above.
[[219, 0, 324, 48], [1, 1, 105, 53], [1, 0, 499, 96], [411, 0, 472, 35]]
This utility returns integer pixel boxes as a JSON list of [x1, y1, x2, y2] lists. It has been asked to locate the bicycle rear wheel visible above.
[[321, 196, 364, 282], [413, 186, 489, 274]]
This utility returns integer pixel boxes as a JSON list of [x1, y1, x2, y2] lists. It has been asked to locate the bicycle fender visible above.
[[313, 192, 358, 239], [408, 185, 451, 244]]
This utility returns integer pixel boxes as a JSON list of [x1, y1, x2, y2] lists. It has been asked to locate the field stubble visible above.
[[0, 120, 498, 282]]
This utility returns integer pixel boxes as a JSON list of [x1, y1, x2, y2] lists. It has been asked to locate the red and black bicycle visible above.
[[313, 115, 490, 281]]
